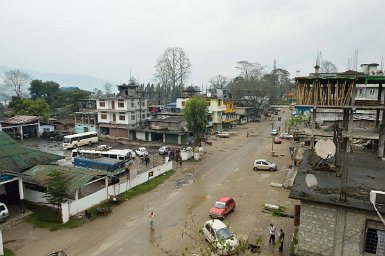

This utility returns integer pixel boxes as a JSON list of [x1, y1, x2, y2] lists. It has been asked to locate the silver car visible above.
[[253, 159, 277, 171]]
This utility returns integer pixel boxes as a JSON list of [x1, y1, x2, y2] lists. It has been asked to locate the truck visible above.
[[73, 156, 128, 176]]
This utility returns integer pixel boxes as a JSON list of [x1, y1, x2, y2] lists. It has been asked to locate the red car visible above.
[[209, 196, 236, 219], [274, 136, 282, 144]]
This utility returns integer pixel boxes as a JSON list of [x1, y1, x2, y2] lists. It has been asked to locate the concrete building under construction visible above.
[[290, 63, 385, 256]]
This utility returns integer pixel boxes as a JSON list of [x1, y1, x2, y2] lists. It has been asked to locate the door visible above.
[[262, 161, 269, 170]]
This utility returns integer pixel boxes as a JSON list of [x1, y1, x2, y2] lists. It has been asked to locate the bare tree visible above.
[[209, 75, 228, 89], [154, 47, 192, 101], [321, 60, 338, 73], [1, 69, 31, 98], [235, 61, 264, 80], [103, 82, 113, 96]]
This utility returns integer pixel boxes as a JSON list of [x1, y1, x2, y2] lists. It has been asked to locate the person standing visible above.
[[268, 223, 276, 244], [149, 211, 155, 231], [278, 228, 285, 251]]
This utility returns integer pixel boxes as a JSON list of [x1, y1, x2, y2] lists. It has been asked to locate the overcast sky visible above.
[[1, 0, 384, 88]]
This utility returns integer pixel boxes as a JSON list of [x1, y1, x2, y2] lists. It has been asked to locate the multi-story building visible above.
[[290, 62, 385, 255], [75, 99, 98, 133], [96, 81, 148, 138], [176, 96, 226, 133], [223, 101, 237, 128]]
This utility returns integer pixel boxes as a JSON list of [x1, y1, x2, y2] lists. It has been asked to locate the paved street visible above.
[[5, 109, 299, 255]]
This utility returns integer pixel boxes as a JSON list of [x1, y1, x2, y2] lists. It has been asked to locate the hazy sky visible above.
[[1, 0, 384, 88]]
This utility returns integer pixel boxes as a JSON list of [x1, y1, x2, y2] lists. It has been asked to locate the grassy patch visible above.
[[4, 248, 14, 256], [272, 206, 287, 217], [120, 169, 175, 201], [27, 169, 176, 230], [27, 212, 82, 231]]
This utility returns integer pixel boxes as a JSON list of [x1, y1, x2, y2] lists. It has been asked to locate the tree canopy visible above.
[[29, 80, 60, 105], [154, 47, 192, 102], [44, 169, 68, 208], [183, 97, 208, 146], [8, 96, 50, 121]]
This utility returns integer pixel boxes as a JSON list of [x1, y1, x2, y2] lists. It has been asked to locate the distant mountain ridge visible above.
[[0, 65, 113, 92]]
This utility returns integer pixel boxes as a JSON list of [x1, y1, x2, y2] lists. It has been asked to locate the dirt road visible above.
[[5, 110, 298, 255]]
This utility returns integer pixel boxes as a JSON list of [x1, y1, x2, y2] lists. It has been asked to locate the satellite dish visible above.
[[305, 174, 318, 188], [315, 139, 336, 159]]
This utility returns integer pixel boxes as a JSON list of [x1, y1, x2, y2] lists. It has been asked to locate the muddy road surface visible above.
[[5, 110, 298, 255]]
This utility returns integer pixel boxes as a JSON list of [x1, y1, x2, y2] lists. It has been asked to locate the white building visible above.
[[176, 96, 226, 132], [97, 82, 148, 138]]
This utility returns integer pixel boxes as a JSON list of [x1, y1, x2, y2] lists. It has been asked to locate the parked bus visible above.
[[71, 148, 135, 161], [63, 132, 98, 149]]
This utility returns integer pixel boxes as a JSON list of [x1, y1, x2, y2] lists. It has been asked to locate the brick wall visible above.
[[297, 201, 381, 256]]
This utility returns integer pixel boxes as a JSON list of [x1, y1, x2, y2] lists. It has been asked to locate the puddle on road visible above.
[[175, 173, 194, 187]]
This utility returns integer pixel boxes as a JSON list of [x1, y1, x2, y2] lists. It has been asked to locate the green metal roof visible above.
[[24, 165, 106, 192], [0, 131, 64, 174]]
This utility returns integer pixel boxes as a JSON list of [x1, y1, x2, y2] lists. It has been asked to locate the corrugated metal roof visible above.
[[2, 115, 40, 124], [0, 131, 64, 173], [24, 165, 106, 192]]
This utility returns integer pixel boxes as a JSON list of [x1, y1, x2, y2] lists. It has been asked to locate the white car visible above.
[[217, 132, 230, 138], [271, 129, 278, 135], [135, 147, 148, 157], [159, 146, 169, 155], [280, 133, 294, 139], [203, 219, 239, 255], [0, 203, 9, 222], [253, 159, 277, 171]]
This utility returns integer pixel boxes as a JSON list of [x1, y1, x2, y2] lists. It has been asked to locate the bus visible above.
[[63, 132, 98, 149], [71, 148, 136, 161]]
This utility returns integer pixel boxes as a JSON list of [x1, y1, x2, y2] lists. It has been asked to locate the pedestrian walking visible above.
[[278, 228, 285, 251], [268, 223, 276, 244], [149, 211, 155, 231], [145, 155, 150, 166]]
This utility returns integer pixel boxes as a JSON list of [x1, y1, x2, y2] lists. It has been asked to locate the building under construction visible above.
[[289, 63, 385, 255]]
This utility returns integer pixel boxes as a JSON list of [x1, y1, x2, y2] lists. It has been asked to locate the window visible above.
[[131, 115, 135, 121], [142, 114, 146, 119], [182, 101, 186, 107], [118, 101, 124, 108], [206, 101, 211, 106], [99, 100, 105, 107], [101, 113, 107, 119], [142, 102, 146, 107], [119, 115, 125, 121], [369, 89, 375, 96], [131, 102, 135, 108], [359, 89, 363, 95], [364, 220, 385, 254]]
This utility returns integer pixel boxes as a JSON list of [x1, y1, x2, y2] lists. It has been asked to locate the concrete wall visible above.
[[62, 160, 173, 222], [24, 188, 48, 203], [39, 124, 54, 135], [297, 201, 382, 256]]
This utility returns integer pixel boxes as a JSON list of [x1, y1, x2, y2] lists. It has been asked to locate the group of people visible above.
[[167, 148, 183, 167], [269, 223, 285, 252]]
